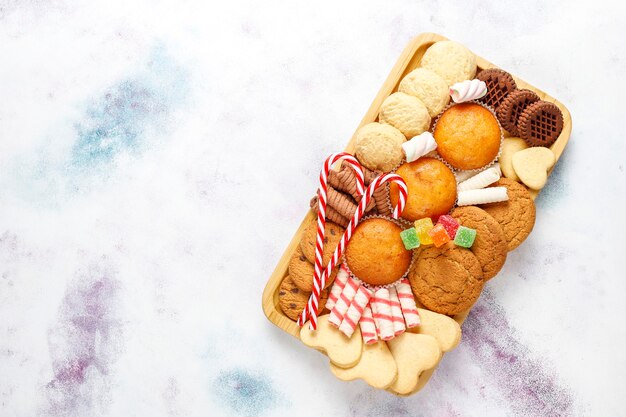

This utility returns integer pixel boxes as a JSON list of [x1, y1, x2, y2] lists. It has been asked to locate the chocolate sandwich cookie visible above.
[[518, 100, 564, 147], [476, 68, 517, 110], [496, 89, 540, 136]]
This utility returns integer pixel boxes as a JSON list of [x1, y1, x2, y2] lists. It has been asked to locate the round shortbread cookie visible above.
[[479, 178, 536, 251], [398, 68, 450, 117], [409, 244, 484, 316], [378, 92, 431, 139], [420, 41, 477, 86], [288, 246, 337, 292], [450, 206, 508, 280], [354, 122, 406, 172]]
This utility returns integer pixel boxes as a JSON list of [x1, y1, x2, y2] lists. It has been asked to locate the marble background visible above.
[[1, 1, 624, 416]]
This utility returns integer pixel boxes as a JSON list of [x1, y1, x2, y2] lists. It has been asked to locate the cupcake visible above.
[[345, 218, 412, 286], [389, 157, 457, 221], [433, 103, 501, 170]]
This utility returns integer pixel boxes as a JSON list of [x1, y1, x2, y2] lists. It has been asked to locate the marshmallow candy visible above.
[[457, 187, 508, 206]]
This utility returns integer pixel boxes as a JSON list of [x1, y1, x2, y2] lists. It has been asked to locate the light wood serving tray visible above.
[[262, 32, 572, 393]]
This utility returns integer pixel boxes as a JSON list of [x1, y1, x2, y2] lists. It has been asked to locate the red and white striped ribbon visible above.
[[297, 153, 364, 329], [298, 171, 408, 330]]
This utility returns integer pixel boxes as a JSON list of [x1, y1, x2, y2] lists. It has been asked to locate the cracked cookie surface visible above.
[[451, 206, 507, 280], [408, 244, 484, 315], [479, 178, 536, 251]]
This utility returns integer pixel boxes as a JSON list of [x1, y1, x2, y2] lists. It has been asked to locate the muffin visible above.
[[354, 122, 405, 172], [398, 68, 450, 118], [420, 41, 477, 86], [345, 218, 412, 286], [433, 103, 501, 170], [378, 92, 431, 139], [389, 157, 457, 221]]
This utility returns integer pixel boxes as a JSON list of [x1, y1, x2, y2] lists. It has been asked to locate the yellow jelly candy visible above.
[[414, 218, 434, 245]]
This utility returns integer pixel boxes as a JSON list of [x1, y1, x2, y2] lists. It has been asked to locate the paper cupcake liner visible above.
[[342, 214, 416, 292], [430, 100, 504, 174]]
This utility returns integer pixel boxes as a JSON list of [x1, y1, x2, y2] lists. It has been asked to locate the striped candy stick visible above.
[[328, 277, 360, 328], [338, 285, 373, 337], [297, 153, 365, 329], [325, 264, 350, 311], [371, 288, 395, 341], [359, 305, 378, 344], [396, 278, 421, 328], [388, 286, 406, 336], [298, 173, 408, 329]]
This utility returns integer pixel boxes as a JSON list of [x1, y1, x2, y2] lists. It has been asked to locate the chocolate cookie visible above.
[[496, 89, 540, 136], [300, 220, 345, 266], [288, 246, 337, 292], [518, 100, 563, 147], [479, 178, 536, 251], [278, 275, 328, 321], [476, 68, 517, 110], [450, 206, 508, 280], [408, 244, 484, 316]]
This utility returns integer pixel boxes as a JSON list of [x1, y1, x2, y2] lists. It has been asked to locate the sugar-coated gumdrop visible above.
[[454, 226, 477, 248], [428, 223, 451, 247], [437, 215, 459, 239], [400, 228, 420, 250], [414, 218, 434, 245]]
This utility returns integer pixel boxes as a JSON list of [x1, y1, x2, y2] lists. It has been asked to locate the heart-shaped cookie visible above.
[[300, 315, 362, 368], [407, 308, 462, 352], [330, 341, 397, 389], [512, 147, 556, 190], [387, 333, 441, 395], [500, 137, 528, 181]]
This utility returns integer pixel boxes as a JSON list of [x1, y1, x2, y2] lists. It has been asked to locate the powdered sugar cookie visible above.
[[421, 41, 477, 85], [398, 68, 449, 117]]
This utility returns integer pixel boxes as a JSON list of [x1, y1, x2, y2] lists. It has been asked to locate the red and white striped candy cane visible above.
[[297, 153, 365, 329], [299, 172, 408, 329]]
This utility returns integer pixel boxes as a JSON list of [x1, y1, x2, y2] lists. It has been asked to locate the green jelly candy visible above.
[[454, 226, 477, 248], [400, 227, 421, 250]]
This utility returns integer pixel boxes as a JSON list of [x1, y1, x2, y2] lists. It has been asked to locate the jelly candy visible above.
[[454, 226, 477, 248], [414, 218, 434, 245], [399, 228, 420, 250], [437, 215, 459, 239], [428, 223, 451, 247]]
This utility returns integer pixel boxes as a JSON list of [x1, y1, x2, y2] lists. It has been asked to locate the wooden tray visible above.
[[261, 32, 572, 391]]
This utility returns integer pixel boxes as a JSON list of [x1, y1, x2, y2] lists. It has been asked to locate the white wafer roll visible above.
[[339, 286, 373, 338], [325, 266, 349, 311], [359, 305, 378, 344], [458, 167, 501, 191], [402, 132, 437, 163], [457, 187, 508, 206], [371, 288, 394, 341], [492, 162, 501, 175], [328, 277, 359, 328], [396, 278, 420, 328], [388, 286, 406, 336]]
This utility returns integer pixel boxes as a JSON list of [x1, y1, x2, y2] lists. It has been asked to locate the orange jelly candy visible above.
[[427, 223, 451, 247]]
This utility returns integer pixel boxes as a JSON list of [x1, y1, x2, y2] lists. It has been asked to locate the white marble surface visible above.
[[1, 1, 625, 416]]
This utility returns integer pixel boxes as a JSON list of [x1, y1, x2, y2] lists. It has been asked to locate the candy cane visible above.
[[297, 153, 364, 329], [298, 172, 408, 329]]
